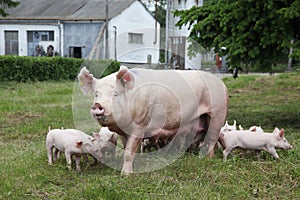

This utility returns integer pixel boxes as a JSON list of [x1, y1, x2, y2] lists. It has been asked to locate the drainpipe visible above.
[[113, 26, 117, 61], [165, 0, 171, 67], [57, 20, 63, 56]]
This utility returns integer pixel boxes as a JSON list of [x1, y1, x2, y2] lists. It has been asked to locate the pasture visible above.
[[0, 72, 299, 199]]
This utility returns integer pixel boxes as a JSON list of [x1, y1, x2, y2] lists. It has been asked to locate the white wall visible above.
[[167, 0, 204, 69], [0, 24, 60, 56], [109, 1, 160, 64]]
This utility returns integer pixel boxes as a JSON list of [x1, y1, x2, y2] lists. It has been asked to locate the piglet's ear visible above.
[[93, 132, 100, 140], [279, 129, 285, 138], [116, 65, 135, 89], [76, 141, 83, 148], [110, 134, 117, 145], [78, 67, 98, 94], [239, 125, 244, 131], [272, 127, 280, 134]]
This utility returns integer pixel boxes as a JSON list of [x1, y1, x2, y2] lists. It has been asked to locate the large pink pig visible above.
[[78, 66, 228, 174]]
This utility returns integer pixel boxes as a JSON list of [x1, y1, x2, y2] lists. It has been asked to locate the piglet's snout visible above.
[[91, 103, 105, 116]]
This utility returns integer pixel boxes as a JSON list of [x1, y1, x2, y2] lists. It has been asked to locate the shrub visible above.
[[0, 56, 120, 82], [82, 59, 120, 79]]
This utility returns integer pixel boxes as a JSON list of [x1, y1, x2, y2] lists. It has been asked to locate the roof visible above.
[[1, 0, 138, 21]]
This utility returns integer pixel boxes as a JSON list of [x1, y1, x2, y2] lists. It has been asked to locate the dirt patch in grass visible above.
[[1, 112, 42, 128]]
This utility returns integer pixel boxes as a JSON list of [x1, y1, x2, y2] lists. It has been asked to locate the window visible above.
[[41, 34, 48, 41], [27, 31, 54, 42], [5, 31, 19, 55], [69, 47, 82, 58], [128, 33, 143, 44]]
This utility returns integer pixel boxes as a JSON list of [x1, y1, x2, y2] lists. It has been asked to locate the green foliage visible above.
[[82, 59, 120, 79], [174, 0, 300, 71], [0, 0, 19, 17], [0, 56, 120, 82], [0, 56, 83, 82]]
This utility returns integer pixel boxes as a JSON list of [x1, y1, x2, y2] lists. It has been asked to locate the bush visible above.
[[0, 56, 120, 82], [82, 59, 120, 79]]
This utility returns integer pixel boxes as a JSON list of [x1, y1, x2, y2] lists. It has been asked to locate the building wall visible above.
[[0, 24, 60, 56], [109, 1, 160, 64], [166, 0, 205, 69], [63, 22, 103, 58], [0, 1, 160, 64]]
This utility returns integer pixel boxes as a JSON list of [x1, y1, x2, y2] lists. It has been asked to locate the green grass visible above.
[[0, 73, 299, 199]]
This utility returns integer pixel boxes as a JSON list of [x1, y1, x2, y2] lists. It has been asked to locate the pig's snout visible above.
[[91, 103, 105, 116]]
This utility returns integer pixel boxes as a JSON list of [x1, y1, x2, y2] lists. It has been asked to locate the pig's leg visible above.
[[255, 150, 261, 160], [264, 146, 279, 159], [83, 154, 89, 162], [75, 155, 81, 172], [120, 135, 127, 149], [200, 113, 226, 158], [47, 148, 52, 165], [121, 135, 142, 175], [57, 150, 61, 160], [47, 145, 53, 165], [65, 151, 72, 170], [204, 83, 228, 157], [53, 148, 59, 162], [223, 146, 235, 161], [140, 141, 145, 154]]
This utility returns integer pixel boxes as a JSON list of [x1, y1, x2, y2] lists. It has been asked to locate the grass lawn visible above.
[[0, 73, 299, 199]]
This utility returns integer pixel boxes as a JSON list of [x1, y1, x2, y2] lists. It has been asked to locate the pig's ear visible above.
[[76, 141, 83, 148], [93, 132, 100, 140], [279, 129, 285, 138], [223, 121, 229, 130], [110, 134, 117, 145], [78, 67, 98, 94], [89, 137, 96, 143], [239, 125, 244, 131], [249, 126, 256, 132], [116, 65, 135, 89], [272, 127, 280, 134]]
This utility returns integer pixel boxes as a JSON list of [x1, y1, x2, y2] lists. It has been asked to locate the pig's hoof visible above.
[[120, 170, 131, 176]]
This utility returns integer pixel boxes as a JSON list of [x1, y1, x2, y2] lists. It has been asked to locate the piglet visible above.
[[46, 127, 103, 171], [221, 127, 293, 161], [94, 127, 117, 161]]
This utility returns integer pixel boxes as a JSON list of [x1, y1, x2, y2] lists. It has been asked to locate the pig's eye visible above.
[[112, 91, 119, 97]]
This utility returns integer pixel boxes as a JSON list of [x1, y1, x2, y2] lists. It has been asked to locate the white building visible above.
[[166, 0, 204, 69], [0, 0, 160, 64]]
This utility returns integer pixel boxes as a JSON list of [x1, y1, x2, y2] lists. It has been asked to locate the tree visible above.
[[0, 0, 19, 17], [174, 0, 300, 72]]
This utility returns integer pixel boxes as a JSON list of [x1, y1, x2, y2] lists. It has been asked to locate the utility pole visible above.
[[105, 0, 109, 59], [287, 39, 294, 71], [153, 0, 158, 44]]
